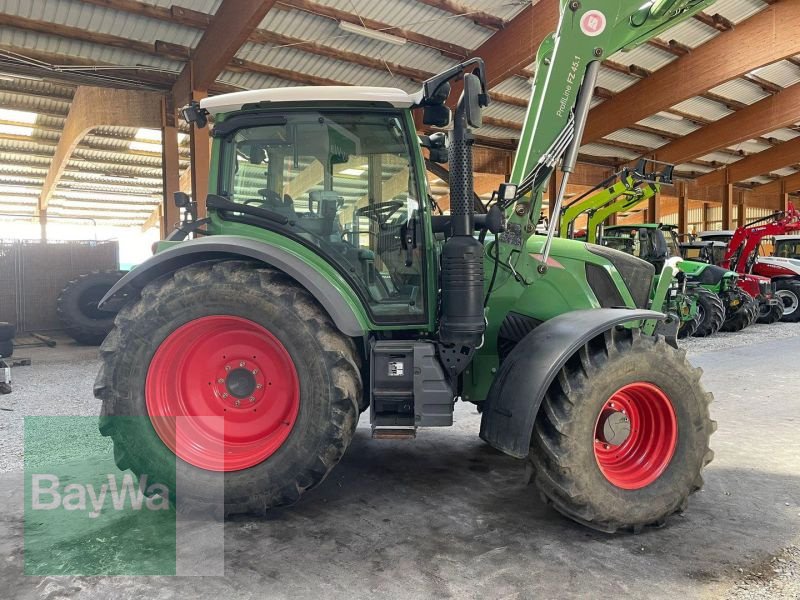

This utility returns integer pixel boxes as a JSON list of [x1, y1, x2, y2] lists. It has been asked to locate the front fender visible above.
[[479, 308, 664, 458], [99, 236, 368, 337]]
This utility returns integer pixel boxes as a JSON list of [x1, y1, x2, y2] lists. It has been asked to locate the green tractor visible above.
[[95, 0, 716, 533], [603, 224, 755, 335], [558, 161, 701, 338]]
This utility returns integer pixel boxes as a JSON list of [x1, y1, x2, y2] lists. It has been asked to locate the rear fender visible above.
[[479, 308, 664, 459], [99, 235, 368, 337]]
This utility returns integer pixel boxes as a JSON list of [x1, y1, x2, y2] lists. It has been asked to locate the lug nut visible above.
[[239, 361, 245, 367], [252, 369, 258, 375], [256, 384, 263, 390], [217, 378, 224, 384], [225, 366, 231, 371], [235, 399, 241, 407], [249, 396, 255, 403], [222, 393, 229, 398]]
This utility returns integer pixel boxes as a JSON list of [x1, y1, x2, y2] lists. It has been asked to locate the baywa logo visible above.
[[31, 472, 169, 518]]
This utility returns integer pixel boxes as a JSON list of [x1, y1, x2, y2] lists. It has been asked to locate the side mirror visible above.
[[419, 132, 449, 163], [180, 101, 208, 129], [249, 145, 266, 165], [462, 73, 483, 129], [174, 192, 191, 208]]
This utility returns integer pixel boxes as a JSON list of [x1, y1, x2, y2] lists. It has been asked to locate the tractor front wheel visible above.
[[757, 301, 783, 325], [775, 280, 800, 323], [94, 260, 362, 516], [528, 328, 715, 533], [720, 290, 755, 332], [691, 288, 725, 337]]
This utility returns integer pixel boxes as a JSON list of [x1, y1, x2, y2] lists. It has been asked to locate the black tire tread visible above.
[[529, 329, 715, 534], [691, 287, 725, 337], [776, 279, 800, 323], [95, 260, 362, 517], [57, 270, 127, 345]]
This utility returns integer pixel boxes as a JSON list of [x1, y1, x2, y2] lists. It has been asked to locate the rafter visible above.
[[38, 86, 161, 212], [649, 83, 800, 167], [584, 2, 800, 144], [696, 137, 800, 187], [277, 0, 469, 58], [413, 0, 505, 30], [172, 0, 278, 104]]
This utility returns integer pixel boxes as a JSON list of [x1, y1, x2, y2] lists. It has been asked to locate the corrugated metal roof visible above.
[[671, 96, 735, 120], [309, 0, 494, 51], [609, 44, 676, 74], [752, 61, 800, 88], [708, 78, 770, 105], [636, 114, 701, 136], [604, 129, 670, 150]]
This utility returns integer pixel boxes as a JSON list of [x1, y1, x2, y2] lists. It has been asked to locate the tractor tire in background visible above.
[[745, 298, 759, 326], [721, 290, 755, 333], [757, 301, 783, 325], [58, 270, 127, 345], [0, 321, 13, 359], [691, 288, 725, 337], [775, 279, 800, 323], [677, 312, 701, 339], [95, 260, 362, 516], [528, 328, 715, 533]]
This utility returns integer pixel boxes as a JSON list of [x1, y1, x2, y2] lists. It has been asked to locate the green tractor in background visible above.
[[602, 224, 756, 334], [95, 0, 716, 533], [558, 161, 702, 338]]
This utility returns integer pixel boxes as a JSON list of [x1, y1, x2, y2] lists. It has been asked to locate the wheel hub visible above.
[[145, 315, 300, 472], [776, 290, 799, 316], [593, 382, 677, 490]]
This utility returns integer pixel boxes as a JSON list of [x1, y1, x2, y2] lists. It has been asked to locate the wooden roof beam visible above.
[[585, 2, 800, 144], [38, 86, 161, 212], [172, 0, 278, 104], [696, 136, 800, 187], [648, 82, 800, 167], [413, 0, 505, 30]]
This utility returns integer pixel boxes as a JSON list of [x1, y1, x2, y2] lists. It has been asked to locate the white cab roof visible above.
[[697, 230, 734, 237], [773, 235, 800, 241], [201, 86, 423, 115]]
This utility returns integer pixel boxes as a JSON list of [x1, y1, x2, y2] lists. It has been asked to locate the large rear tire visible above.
[[94, 260, 362, 516], [775, 279, 800, 323], [691, 288, 725, 337], [720, 290, 754, 332], [58, 270, 127, 345], [677, 312, 701, 339], [528, 329, 715, 533]]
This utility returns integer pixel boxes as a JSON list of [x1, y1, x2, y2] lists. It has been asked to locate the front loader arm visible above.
[[586, 182, 660, 243], [558, 171, 641, 239], [723, 202, 800, 272], [504, 0, 715, 249]]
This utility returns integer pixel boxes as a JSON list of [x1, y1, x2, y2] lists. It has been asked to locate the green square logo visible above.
[[24, 416, 177, 576]]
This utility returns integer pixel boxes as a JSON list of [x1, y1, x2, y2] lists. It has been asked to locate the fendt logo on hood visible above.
[[581, 10, 607, 37]]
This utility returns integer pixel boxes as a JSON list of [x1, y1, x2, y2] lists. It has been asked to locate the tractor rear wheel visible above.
[[94, 260, 362, 516], [775, 280, 800, 323], [528, 328, 715, 533], [757, 301, 783, 324], [691, 288, 725, 337], [721, 290, 754, 332]]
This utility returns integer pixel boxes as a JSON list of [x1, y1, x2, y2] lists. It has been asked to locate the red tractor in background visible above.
[[698, 203, 800, 323]]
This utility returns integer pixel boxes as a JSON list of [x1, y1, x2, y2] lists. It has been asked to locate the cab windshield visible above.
[[218, 110, 426, 324]]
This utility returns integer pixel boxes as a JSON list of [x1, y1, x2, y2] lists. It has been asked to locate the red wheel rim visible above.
[[145, 316, 300, 472], [593, 382, 677, 490]]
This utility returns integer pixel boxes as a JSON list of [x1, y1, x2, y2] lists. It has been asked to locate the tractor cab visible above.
[[602, 224, 679, 271], [680, 240, 727, 266]]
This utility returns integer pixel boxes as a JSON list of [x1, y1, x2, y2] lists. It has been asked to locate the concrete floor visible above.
[[1, 327, 799, 599]]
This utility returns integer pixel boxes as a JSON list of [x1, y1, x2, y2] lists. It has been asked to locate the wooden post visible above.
[[721, 182, 733, 230], [648, 192, 659, 223], [678, 182, 688, 234], [160, 95, 181, 238], [188, 89, 210, 218]]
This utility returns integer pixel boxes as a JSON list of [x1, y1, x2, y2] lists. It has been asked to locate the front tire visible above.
[[775, 279, 800, 322], [94, 260, 362, 515], [757, 301, 783, 325], [691, 288, 725, 337], [720, 290, 754, 332], [528, 328, 715, 533]]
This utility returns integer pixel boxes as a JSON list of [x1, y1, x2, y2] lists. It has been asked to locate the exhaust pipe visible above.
[[439, 74, 486, 346]]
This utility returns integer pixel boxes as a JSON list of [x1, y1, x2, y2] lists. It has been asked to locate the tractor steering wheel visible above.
[[354, 201, 404, 227], [243, 188, 285, 209]]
